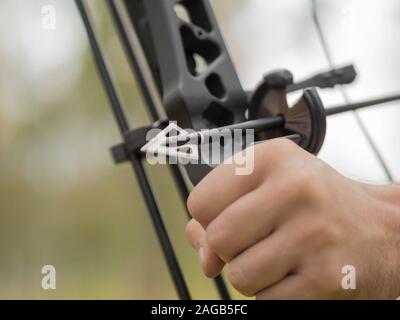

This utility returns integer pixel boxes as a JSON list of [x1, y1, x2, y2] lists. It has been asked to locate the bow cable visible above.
[[75, 0, 191, 300]]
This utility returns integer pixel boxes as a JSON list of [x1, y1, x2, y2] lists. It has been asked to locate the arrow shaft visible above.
[[165, 116, 284, 145]]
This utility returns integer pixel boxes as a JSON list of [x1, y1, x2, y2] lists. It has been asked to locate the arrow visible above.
[[140, 123, 199, 161], [141, 123, 302, 163]]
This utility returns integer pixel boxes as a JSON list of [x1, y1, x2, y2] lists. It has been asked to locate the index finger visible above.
[[187, 142, 272, 227]]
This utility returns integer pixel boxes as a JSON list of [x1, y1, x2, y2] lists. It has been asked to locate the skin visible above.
[[185, 138, 400, 299]]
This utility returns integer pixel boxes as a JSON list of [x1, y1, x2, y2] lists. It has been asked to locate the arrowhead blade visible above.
[[141, 123, 199, 161]]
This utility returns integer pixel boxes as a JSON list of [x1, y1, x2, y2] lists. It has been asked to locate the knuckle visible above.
[[205, 223, 227, 257], [270, 177, 295, 202], [301, 220, 323, 242], [313, 220, 340, 246], [290, 170, 312, 192], [308, 218, 327, 235], [274, 170, 313, 204], [185, 219, 199, 242], [254, 138, 296, 165], [187, 192, 205, 222], [298, 219, 339, 248], [310, 266, 342, 296], [184, 222, 193, 240], [311, 221, 332, 242], [226, 263, 255, 297], [269, 137, 297, 153], [287, 168, 322, 203], [278, 137, 298, 149]]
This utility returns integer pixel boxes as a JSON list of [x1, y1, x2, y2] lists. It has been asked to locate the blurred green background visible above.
[[0, 0, 398, 299], [0, 0, 245, 300]]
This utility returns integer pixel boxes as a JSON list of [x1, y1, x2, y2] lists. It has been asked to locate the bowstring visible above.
[[311, 0, 394, 182], [75, 0, 191, 300]]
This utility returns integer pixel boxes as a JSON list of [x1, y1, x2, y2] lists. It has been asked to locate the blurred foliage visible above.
[[0, 0, 246, 299]]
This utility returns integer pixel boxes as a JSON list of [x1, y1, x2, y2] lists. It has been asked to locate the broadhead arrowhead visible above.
[[140, 123, 199, 161]]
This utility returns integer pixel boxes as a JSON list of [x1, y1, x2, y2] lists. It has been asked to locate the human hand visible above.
[[186, 139, 400, 299]]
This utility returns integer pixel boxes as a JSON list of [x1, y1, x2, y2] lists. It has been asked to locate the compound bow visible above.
[[75, 0, 400, 300]]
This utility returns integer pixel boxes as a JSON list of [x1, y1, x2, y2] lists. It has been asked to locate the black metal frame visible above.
[[75, 0, 400, 299]]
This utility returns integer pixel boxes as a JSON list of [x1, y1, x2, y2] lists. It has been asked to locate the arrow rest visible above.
[[249, 69, 326, 155]]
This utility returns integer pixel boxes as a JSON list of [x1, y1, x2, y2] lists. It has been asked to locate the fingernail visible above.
[[198, 247, 204, 264]]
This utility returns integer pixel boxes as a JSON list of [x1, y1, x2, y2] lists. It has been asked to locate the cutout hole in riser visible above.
[[205, 73, 226, 99]]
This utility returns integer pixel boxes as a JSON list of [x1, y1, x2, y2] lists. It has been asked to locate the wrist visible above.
[[373, 183, 400, 298], [373, 183, 400, 234]]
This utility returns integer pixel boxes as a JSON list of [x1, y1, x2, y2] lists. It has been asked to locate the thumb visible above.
[[185, 219, 225, 278]]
